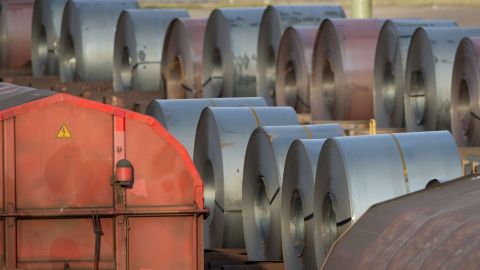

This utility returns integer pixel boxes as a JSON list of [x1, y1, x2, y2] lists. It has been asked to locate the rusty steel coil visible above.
[[281, 139, 327, 270], [242, 125, 343, 261], [405, 27, 480, 132], [113, 9, 189, 93], [202, 8, 264, 98], [59, 0, 139, 82], [162, 18, 207, 98], [0, 0, 34, 69], [276, 26, 318, 113], [311, 19, 385, 120], [31, 0, 69, 76], [193, 107, 299, 248], [373, 19, 457, 128], [451, 37, 480, 146], [322, 174, 480, 269], [145, 97, 267, 157], [256, 5, 345, 105], [313, 131, 462, 267]]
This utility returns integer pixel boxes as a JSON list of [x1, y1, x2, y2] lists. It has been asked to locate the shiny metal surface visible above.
[[242, 125, 343, 261], [451, 37, 480, 146], [257, 5, 345, 105], [405, 27, 480, 131], [276, 26, 317, 113], [145, 97, 267, 157], [113, 9, 189, 92], [281, 139, 326, 270], [162, 18, 207, 98], [31, 0, 68, 76], [313, 131, 462, 267], [0, 0, 34, 69], [323, 174, 480, 269], [373, 19, 457, 128], [59, 0, 139, 82], [311, 19, 385, 120], [193, 107, 299, 248], [202, 8, 264, 98]]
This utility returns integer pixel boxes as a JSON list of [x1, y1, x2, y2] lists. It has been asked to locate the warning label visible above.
[[56, 123, 72, 138]]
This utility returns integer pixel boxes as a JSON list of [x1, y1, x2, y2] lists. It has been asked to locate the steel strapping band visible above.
[[389, 134, 410, 193]]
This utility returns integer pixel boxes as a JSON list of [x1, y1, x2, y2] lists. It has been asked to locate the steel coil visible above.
[[405, 27, 480, 132], [281, 139, 327, 270], [193, 107, 299, 248], [59, 0, 139, 82], [311, 19, 385, 120], [202, 8, 264, 98], [313, 131, 462, 267], [0, 0, 34, 69], [31, 0, 68, 76], [145, 97, 267, 157], [243, 124, 343, 261], [162, 18, 207, 98], [256, 5, 345, 105], [113, 9, 189, 92], [373, 19, 457, 128], [451, 37, 480, 146], [276, 26, 318, 113]]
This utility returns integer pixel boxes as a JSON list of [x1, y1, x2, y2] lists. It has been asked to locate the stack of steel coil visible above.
[[242, 124, 343, 261], [256, 5, 345, 105], [112, 9, 189, 93], [193, 107, 298, 248]]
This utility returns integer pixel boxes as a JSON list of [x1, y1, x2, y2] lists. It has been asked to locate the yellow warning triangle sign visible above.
[[56, 123, 72, 138]]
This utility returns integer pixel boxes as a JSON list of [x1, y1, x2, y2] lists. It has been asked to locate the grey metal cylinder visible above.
[[313, 131, 462, 267], [256, 5, 345, 105], [451, 37, 480, 146], [242, 124, 343, 261], [59, 0, 139, 82], [145, 97, 267, 157], [311, 19, 385, 121], [193, 107, 299, 248], [202, 8, 264, 98], [373, 19, 457, 128], [162, 18, 207, 98], [281, 139, 326, 270], [276, 26, 317, 113], [113, 9, 189, 92], [404, 27, 480, 132], [31, 0, 68, 76]]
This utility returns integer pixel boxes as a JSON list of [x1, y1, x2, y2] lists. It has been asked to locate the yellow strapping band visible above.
[[389, 133, 410, 193], [249, 107, 261, 127]]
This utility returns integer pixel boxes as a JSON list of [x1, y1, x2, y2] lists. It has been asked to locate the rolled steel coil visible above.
[[0, 0, 34, 69], [59, 0, 139, 82], [162, 18, 207, 98], [202, 8, 264, 98], [281, 139, 327, 270], [256, 5, 345, 105], [276, 26, 318, 113], [311, 19, 385, 120], [243, 125, 343, 261], [193, 107, 299, 248], [373, 19, 457, 128], [313, 131, 462, 267], [145, 97, 267, 157], [113, 9, 190, 92], [31, 0, 68, 76], [405, 27, 480, 132], [451, 37, 480, 146]]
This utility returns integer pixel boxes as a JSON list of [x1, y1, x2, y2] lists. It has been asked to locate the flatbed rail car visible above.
[[0, 83, 205, 269]]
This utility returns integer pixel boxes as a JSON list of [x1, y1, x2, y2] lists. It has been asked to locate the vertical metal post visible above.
[[351, 0, 372, 18]]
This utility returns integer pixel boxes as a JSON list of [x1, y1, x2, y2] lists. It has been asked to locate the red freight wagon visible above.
[[0, 83, 205, 269]]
